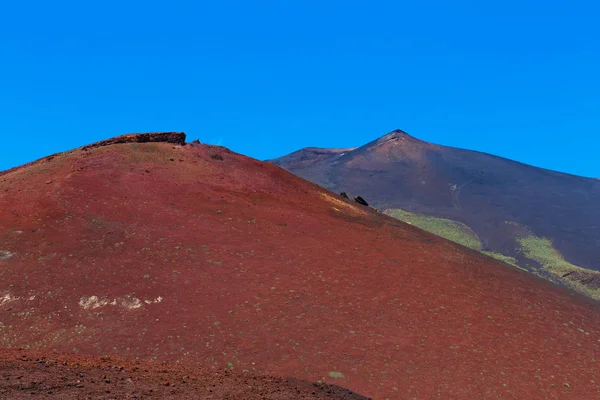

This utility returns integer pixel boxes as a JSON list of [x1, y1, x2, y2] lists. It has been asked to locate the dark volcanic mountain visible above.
[[270, 130, 600, 299], [2, 132, 600, 398]]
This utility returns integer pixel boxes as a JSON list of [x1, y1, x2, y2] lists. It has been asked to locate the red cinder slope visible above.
[[1, 134, 599, 399]]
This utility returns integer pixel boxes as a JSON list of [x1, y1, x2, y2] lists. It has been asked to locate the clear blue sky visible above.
[[1, 0, 599, 177]]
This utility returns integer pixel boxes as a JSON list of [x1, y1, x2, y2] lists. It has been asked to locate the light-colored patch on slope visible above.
[[319, 192, 365, 215], [79, 295, 163, 310], [79, 296, 109, 309], [145, 296, 163, 305], [0, 292, 18, 306], [0, 291, 41, 307], [517, 235, 600, 300], [0, 251, 13, 260], [120, 296, 143, 310]]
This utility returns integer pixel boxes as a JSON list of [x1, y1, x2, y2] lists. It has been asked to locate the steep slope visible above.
[[1, 133, 600, 399], [270, 130, 600, 298]]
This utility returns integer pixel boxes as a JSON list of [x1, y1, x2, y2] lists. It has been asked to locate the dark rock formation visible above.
[[340, 192, 349, 199], [354, 196, 369, 206], [82, 132, 186, 151]]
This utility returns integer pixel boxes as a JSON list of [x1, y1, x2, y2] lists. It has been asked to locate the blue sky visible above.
[[1, 0, 599, 177]]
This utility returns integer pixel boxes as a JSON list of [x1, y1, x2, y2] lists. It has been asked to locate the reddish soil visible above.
[[1, 135, 600, 399], [0, 350, 367, 399]]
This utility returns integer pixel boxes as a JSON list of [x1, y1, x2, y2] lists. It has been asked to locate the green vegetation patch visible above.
[[385, 208, 482, 250], [328, 371, 345, 379], [517, 235, 600, 300]]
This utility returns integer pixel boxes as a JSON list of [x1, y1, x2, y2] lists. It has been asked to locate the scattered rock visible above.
[[340, 192, 349, 199], [353, 196, 369, 206], [211, 154, 224, 161], [192, 139, 201, 144], [0, 351, 370, 399]]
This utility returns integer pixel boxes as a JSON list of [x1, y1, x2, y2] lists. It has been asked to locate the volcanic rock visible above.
[[81, 132, 186, 151], [353, 196, 369, 206]]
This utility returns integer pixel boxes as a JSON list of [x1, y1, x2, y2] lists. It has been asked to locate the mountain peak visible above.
[[389, 128, 411, 136], [372, 129, 428, 148], [377, 129, 423, 143]]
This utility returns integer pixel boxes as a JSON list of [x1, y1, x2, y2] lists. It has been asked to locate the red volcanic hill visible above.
[[1, 133, 600, 399]]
